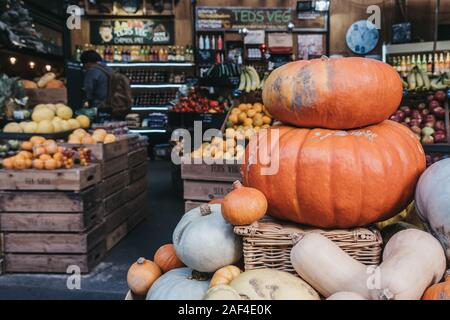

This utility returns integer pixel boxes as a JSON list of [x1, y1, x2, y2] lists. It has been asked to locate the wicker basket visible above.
[[234, 217, 383, 275]]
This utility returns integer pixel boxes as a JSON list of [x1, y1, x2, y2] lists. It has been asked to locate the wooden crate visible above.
[[127, 177, 147, 201], [181, 163, 241, 182], [99, 171, 129, 199], [101, 154, 128, 179], [25, 88, 68, 106], [183, 180, 234, 202], [127, 191, 147, 214], [60, 136, 130, 161], [129, 162, 148, 184], [105, 204, 128, 234], [0, 164, 101, 191], [0, 204, 103, 233], [2, 222, 105, 254], [106, 207, 145, 251], [0, 187, 98, 213], [103, 188, 128, 215], [185, 200, 207, 213], [3, 241, 106, 274], [128, 148, 148, 169]]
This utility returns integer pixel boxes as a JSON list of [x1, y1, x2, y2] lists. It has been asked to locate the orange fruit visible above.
[[33, 159, 45, 170], [13, 158, 27, 170], [44, 159, 57, 170], [2, 157, 15, 170], [39, 154, 52, 161]]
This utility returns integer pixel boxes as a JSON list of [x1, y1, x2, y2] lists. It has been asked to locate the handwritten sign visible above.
[[90, 19, 174, 45], [197, 7, 293, 31]]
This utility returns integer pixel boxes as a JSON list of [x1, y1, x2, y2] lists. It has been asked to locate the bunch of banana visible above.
[[405, 66, 432, 92], [430, 71, 450, 90], [238, 66, 262, 93]]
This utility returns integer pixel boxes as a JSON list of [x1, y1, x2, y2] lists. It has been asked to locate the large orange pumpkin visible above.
[[263, 57, 403, 130], [242, 120, 426, 228]]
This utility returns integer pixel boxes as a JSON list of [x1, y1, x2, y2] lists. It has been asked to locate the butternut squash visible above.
[[369, 229, 446, 300], [290, 233, 371, 299]]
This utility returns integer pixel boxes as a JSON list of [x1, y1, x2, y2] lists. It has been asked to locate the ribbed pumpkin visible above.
[[154, 244, 185, 273], [242, 120, 426, 228], [263, 57, 402, 130]]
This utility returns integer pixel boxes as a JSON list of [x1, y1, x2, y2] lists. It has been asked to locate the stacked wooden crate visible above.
[[181, 162, 242, 212], [103, 136, 149, 251], [0, 165, 104, 274]]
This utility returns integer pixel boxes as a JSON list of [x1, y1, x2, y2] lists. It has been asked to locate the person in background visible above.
[[80, 50, 132, 120], [80, 50, 113, 110]]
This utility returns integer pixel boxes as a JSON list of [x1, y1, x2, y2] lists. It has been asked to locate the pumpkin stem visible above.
[[378, 288, 394, 300], [200, 204, 212, 216], [189, 270, 211, 281], [233, 180, 243, 190], [291, 233, 304, 245], [136, 257, 146, 265]]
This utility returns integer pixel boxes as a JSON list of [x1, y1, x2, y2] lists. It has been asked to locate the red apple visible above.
[[425, 114, 436, 126], [426, 95, 435, 103], [412, 110, 422, 119], [435, 120, 446, 131], [434, 130, 447, 143], [390, 114, 401, 122], [429, 100, 441, 110], [410, 118, 421, 127], [396, 110, 406, 122], [417, 102, 427, 110], [432, 106, 446, 119], [399, 106, 412, 117], [421, 108, 430, 116], [434, 90, 447, 102]]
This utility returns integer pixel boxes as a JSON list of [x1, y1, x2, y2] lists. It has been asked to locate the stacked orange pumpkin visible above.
[[242, 57, 426, 228]]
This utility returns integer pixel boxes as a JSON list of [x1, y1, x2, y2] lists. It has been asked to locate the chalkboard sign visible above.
[[196, 7, 293, 31], [90, 19, 174, 45]]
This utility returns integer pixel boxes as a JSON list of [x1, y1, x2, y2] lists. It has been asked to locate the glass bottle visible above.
[[217, 35, 223, 50], [199, 35, 204, 50]]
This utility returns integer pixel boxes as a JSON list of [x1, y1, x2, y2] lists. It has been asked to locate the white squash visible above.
[[290, 233, 371, 299], [327, 292, 367, 300], [173, 204, 242, 273], [146, 268, 210, 300], [204, 269, 320, 300], [415, 158, 450, 261], [370, 229, 446, 300]]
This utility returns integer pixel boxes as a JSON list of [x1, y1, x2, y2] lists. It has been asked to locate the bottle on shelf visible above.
[[114, 47, 121, 62], [406, 55, 411, 72], [205, 35, 210, 50], [439, 52, 445, 73], [421, 54, 427, 72], [434, 53, 440, 75], [217, 35, 223, 50], [445, 51, 450, 72], [411, 54, 416, 69], [400, 56, 406, 72], [427, 54, 433, 73], [74, 45, 82, 61], [199, 35, 205, 50], [212, 35, 216, 50]]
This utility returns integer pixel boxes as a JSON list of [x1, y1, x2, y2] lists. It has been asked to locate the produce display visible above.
[[225, 102, 273, 131], [389, 90, 448, 144], [2, 104, 88, 134], [171, 89, 230, 113], [237, 66, 264, 93], [0, 139, 20, 158], [125, 57, 450, 302], [263, 57, 403, 130], [22, 72, 66, 89], [191, 132, 246, 161], [68, 129, 116, 145], [243, 121, 426, 228], [403, 66, 449, 92], [0, 136, 90, 170]]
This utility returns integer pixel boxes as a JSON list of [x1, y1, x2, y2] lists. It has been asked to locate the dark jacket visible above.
[[83, 63, 113, 108]]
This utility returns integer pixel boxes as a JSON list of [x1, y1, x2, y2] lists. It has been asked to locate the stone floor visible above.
[[0, 160, 184, 300]]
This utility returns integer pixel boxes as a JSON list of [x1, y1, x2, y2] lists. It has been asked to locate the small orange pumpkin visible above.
[[154, 244, 185, 273], [33, 159, 45, 170], [210, 265, 242, 288], [422, 270, 450, 300], [45, 79, 65, 89], [127, 258, 162, 296], [13, 158, 27, 170], [222, 181, 268, 226], [44, 159, 57, 170], [2, 157, 15, 170], [21, 141, 33, 151]]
